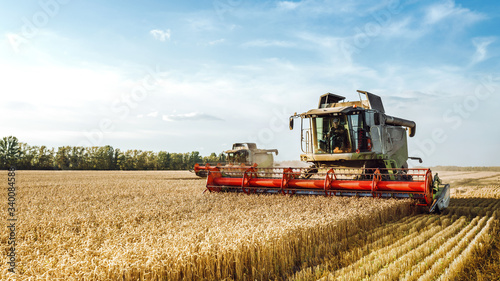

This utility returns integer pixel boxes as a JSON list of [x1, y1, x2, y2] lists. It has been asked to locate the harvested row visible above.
[[452, 186, 500, 199], [290, 215, 428, 280], [438, 215, 497, 281], [305, 214, 497, 281], [443, 190, 499, 217], [415, 215, 489, 281], [400, 216, 482, 281], [371, 216, 468, 280], [328, 215, 440, 280], [325, 216, 455, 280]]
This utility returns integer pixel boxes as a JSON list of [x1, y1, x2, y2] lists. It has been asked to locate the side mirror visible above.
[[289, 117, 294, 130]]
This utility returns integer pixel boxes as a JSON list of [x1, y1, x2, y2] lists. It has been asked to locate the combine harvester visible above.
[[206, 91, 450, 213], [192, 143, 278, 177]]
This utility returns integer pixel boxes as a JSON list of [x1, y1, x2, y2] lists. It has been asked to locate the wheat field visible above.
[[0, 170, 498, 280], [0, 171, 412, 280]]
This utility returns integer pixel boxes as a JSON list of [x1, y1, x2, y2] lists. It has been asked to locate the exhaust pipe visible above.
[[385, 115, 416, 137]]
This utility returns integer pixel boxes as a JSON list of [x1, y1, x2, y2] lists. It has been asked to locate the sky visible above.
[[0, 0, 499, 166]]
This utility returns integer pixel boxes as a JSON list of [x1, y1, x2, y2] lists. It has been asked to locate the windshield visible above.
[[312, 113, 370, 154], [227, 151, 249, 164]]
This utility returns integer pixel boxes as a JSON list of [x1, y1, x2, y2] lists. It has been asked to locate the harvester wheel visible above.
[[302, 167, 318, 179], [395, 169, 412, 181], [196, 171, 208, 177]]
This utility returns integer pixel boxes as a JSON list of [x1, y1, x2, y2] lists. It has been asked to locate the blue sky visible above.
[[1, 0, 499, 166]]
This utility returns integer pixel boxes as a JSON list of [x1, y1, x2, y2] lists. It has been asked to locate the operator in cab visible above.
[[327, 118, 348, 153]]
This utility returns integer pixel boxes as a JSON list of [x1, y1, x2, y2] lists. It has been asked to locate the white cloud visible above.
[[208, 39, 225, 45], [186, 18, 216, 32], [242, 39, 295, 48], [295, 32, 355, 65], [150, 29, 171, 41], [0, 63, 122, 106], [381, 17, 421, 38], [471, 37, 496, 65], [277, 1, 301, 10], [424, 0, 485, 25], [147, 111, 159, 117], [162, 112, 223, 122]]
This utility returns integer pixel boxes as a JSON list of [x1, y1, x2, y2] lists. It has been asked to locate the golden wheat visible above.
[[0, 171, 412, 280]]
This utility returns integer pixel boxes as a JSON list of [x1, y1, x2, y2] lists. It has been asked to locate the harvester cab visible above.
[[206, 90, 450, 213], [289, 90, 417, 170]]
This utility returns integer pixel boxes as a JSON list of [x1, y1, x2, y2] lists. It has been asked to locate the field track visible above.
[[0, 170, 498, 280]]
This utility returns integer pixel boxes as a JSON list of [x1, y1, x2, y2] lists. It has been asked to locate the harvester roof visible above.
[[299, 90, 387, 118], [224, 143, 278, 155], [302, 106, 365, 117]]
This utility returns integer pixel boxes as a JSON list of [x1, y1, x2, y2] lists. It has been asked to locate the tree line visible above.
[[0, 136, 226, 170]]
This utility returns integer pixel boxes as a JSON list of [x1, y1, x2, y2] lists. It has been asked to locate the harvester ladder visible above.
[[383, 160, 398, 180]]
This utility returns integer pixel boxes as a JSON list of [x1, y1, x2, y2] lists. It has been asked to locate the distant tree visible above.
[[55, 146, 71, 170], [158, 151, 171, 170], [80, 147, 92, 170], [218, 152, 226, 163], [115, 149, 127, 170], [182, 152, 191, 170], [0, 136, 21, 169], [170, 153, 183, 170], [18, 143, 37, 169], [118, 150, 136, 170], [205, 152, 218, 164], [146, 151, 158, 170], [113, 148, 122, 170], [189, 151, 202, 167], [37, 146, 55, 170], [1, 136, 221, 170], [136, 151, 157, 170], [96, 145, 114, 170], [135, 150, 146, 170], [69, 146, 85, 170], [130, 150, 142, 170], [86, 146, 98, 169]]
